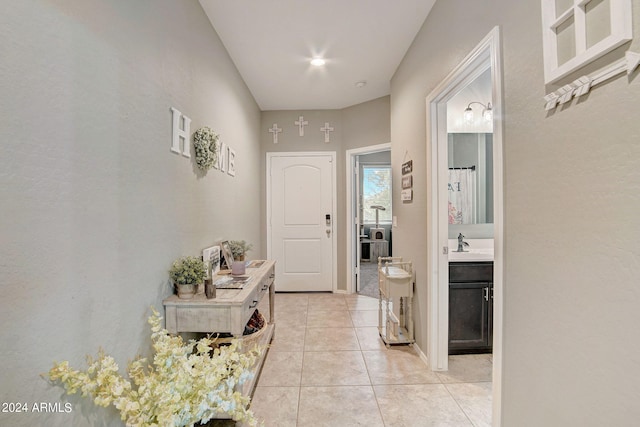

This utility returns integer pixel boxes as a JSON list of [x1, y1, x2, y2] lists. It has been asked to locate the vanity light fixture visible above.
[[463, 101, 492, 124], [310, 57, 326, 66]]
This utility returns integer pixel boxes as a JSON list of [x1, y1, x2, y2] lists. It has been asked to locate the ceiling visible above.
[[199, 0, 436, 111]]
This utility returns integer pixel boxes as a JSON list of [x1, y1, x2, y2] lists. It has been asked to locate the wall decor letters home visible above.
[[170, 107, 191, 157]]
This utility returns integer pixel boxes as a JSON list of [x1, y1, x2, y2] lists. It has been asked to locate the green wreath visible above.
[[193, 126, 219, 172]]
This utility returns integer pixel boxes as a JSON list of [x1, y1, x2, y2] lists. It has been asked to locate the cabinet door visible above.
[[449, 282, 491, 354]]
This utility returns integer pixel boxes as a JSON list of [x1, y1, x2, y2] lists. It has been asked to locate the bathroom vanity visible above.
[[448, 239, 493, 354]]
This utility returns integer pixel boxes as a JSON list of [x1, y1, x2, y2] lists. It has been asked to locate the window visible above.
[[362, 165, 392, 223], [541, 0, 632, 83]]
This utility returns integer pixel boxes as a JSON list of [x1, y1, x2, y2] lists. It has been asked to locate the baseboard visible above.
[[411, 342, 430, 369]]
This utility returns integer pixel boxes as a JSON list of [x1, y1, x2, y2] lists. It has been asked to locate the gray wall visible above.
[[0, 1, 261, 426], [261, 96, 390, 291], [391, 0, 640, 425]]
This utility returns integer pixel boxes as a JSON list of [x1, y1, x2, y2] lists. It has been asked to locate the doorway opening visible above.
[[345, 143, 391, 296], [425, 27, 504, 425]]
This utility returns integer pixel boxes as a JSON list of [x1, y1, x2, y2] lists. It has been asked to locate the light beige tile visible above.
[[297, 386, 384, 427], [307, 294, 348, 311], [374, 384, 473, 426], [445, 382, 492, 427], [306, 310, 353, 328], [275, 310, 308, 328], [362, 348, 441, 385], [270, 325, 306, 352], [304, 327, 360, 351], [355, 327, 387, 351], [350, 309, 379, 327], [301, 351, 370, 386], [246, 386, 299, 427], [257, 351, 303, 386], [275, 292, 310, 309], [436, 354, 493, 384], [346, 296, 381, 311]]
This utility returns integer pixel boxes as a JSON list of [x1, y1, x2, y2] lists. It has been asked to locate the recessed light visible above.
[[355, 80, 367, 88], [310, 58, 326, 66]]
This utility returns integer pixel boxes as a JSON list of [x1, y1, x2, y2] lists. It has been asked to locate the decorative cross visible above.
[[320, 122, 334, 143], [294, 115, 308, 136], [268, 123, 282, 144]]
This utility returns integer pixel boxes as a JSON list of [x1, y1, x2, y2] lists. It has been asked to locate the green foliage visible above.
[[169, 256, 206, 285], [229, 240, 253, 259], [193, 126, 219, 172]]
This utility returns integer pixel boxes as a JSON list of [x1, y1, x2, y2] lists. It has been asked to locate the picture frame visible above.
[[402, 175, 413, 189], [220, 240, 234, 269], [202, 245, 220, 277]]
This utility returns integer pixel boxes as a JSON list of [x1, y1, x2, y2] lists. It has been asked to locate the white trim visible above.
[[266, 151, 338, 293], [345, 143, 391, 294], [425, 26, 504, 426]]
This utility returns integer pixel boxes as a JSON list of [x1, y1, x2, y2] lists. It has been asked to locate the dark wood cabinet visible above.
[[449, 262, 493, 354]]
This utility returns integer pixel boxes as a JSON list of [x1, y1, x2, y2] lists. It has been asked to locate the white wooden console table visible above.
[[162, 260, 275, 408], [378, 257, 414, 347]]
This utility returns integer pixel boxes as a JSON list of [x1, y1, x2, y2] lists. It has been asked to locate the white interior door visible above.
[[268, 153, 335, 292]]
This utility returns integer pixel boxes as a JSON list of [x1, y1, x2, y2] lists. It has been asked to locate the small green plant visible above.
[[229, 240, 253, 260], [169, 256, 206, 285]]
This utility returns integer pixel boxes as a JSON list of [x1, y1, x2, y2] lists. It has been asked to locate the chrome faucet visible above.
[[456, 233, 469, 252]]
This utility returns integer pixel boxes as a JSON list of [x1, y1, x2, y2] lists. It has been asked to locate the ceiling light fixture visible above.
[[355, 80, 367, 88], [463, 101, 492, 124], [310, 57, 326, 66]]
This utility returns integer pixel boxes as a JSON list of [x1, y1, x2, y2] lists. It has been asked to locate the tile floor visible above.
[[245, 292, 492, 427]]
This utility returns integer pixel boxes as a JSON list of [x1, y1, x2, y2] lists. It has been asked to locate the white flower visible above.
[[45, 307, 262, 426]]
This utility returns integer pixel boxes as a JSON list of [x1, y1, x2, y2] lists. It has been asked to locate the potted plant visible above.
[[228, 240, 253, 261], [169, 256, 206, 299]]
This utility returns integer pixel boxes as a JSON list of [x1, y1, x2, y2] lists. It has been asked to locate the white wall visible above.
[[391, 0, 640, 425], [0, 1, 261, 425]]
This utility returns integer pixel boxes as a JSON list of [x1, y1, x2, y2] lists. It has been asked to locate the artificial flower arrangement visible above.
[[228, 240, 253, 261], [44, 308, 262, 427], [193, 126, 219, 172], [169, 256, 207, 286], [169, 256, 208, 299]]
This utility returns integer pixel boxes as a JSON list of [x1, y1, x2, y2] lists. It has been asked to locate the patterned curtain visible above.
[[448, 168, 477, 224]]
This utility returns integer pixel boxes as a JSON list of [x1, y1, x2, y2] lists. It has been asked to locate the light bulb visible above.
[[463, 107, 474, 124], [310, 57, 325, 66], [483, 103, 493, 122]]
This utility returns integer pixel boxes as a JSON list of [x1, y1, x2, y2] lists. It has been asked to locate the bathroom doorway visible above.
[[425, 27, 504, 424], [346, 143, 391, 295]]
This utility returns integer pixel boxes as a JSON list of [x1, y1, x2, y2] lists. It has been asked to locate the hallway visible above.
[[248, 293, 492, 426]]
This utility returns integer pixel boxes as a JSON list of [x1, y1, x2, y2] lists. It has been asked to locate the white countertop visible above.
[[448, 239, 494, 262]]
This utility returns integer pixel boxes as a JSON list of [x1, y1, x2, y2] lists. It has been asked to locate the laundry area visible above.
[[356, 150, 392, 299]]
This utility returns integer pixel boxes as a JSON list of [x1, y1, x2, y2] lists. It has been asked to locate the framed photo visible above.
[[402, 175, 413, 189], [220, 241, 234, 269], [402, 160, 413, 175], [202, 245, 220, 277]]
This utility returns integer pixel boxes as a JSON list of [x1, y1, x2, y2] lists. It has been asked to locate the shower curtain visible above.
[[448, 168, 477, 224]]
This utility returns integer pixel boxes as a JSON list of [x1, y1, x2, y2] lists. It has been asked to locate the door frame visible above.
[[345, 143, 391, 294], [266, 151, 338, 292], [425, 26, 504, 425]]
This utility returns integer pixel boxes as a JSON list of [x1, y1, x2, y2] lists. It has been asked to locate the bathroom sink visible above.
[[447, 239, 494, 262]]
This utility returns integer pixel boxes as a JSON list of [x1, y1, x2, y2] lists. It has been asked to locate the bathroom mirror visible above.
[[446, 68, 494, 238]]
